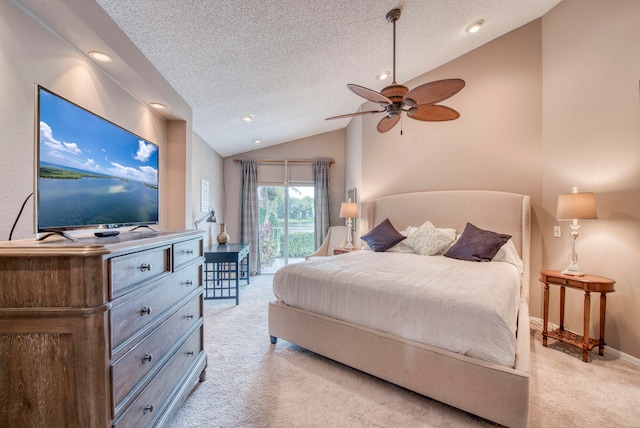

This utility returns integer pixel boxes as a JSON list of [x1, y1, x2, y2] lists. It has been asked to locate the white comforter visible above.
[[273, 251, 522, 367]]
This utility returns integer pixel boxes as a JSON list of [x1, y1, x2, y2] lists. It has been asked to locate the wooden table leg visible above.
[[583, 291, 591, 362], [559, 286, 566, 331], [543, 282, 549, 346], [599, 292, 607, 356]]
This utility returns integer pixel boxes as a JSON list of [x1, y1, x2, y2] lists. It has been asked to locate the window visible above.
[[258, 184, 315, 273]]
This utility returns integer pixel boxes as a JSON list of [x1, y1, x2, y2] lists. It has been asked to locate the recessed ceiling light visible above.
[[376, 70, 391, 80], [466, 20, 484, 34], [149, 103, 165, 110], [241, 114, 254, 123], [254, 139, 261, 144], [88, 51, 113, 63]]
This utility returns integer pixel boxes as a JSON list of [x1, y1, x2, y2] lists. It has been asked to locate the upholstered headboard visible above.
[[362, 190, 531, 299]]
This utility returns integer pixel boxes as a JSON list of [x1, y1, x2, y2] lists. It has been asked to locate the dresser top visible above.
[[0, 229, 203, 257]]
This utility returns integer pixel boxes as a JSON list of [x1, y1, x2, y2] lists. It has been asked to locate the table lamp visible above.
[[556, 187, 597, 276], [339, 201, 358, 249]]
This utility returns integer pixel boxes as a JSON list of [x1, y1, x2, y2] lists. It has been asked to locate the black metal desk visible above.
[[203, 243, 250, 304]]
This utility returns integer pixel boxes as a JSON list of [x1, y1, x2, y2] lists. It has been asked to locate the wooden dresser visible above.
[[0, 230, 207, 427]]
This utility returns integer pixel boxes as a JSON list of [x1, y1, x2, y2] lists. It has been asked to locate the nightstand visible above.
[[539, 269, 615, 362], [333, 247, 358, 255]]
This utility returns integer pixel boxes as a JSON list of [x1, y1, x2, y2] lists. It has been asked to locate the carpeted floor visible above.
[[169, 274, 640, 428]]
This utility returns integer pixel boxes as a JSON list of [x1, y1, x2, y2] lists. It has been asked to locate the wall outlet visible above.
[[553, 226, 561, 238]]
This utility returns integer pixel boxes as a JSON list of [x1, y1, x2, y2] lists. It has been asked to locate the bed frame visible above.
[[269, 190, 531, 427]]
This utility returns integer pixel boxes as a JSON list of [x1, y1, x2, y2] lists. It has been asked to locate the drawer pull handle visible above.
[[186, 249, 194, 255], [142, 353, 153, 364], [186, 351, 194, 356], [139, 263, 152, 272], [143, 404, 154, 414], [185, 280, 193, 286], [186, 314, 194, 320], [140, 306, 152, 316]]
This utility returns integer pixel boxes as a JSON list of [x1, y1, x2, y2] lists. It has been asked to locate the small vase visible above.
[[217, 223, 230, 245]]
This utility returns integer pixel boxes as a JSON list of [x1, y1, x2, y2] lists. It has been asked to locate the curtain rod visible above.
[[232, 159, 334, 165]]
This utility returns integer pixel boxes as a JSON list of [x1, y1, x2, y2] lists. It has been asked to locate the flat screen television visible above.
[[35, 86, 159, 239]]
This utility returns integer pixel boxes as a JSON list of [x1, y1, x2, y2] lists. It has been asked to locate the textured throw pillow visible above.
[[360, 218, 406, 252], [405, 221, 455, 256], [444, 222, 511, 262], [386, 226, 418, 253]]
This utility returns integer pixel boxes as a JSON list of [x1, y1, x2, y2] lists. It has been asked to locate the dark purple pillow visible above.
[[444, 222, 511, 262], [360, 218, 406, 252]]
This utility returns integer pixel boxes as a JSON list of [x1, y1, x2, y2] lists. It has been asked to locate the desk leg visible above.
[[234, 260, 239, 305], [559, 286, 566, 331], [583, 291, 591, 362], [542, 282, 549, 347], [599, 292, 607, 356]]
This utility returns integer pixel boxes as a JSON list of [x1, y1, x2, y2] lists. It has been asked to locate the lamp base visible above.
[[561, 268, 586, 276]]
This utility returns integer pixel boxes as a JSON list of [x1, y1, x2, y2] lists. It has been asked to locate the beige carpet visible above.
[[169, 275, 640, 428]]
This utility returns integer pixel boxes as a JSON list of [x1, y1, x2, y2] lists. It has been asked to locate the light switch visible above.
[[553, 226, 561, 238]]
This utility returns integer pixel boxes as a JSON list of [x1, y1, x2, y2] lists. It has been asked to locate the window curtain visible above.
[[240, 160, 260, 275], [313, 158, 332, 248]]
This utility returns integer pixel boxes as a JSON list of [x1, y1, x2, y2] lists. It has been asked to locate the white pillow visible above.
[[386, 226, 417, 253], [492, 239, 524, 274], [405, 221, 455, 256]]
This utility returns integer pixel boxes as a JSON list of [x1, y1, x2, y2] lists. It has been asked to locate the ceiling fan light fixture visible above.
[[241, 114, 254, 123], [466, 19, 485, 33]]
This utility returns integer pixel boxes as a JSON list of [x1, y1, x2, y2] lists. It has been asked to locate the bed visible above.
[[268, 190, 531, 427]]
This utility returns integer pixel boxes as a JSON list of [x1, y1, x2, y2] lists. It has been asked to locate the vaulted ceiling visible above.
[[24, 0, 562, 157]]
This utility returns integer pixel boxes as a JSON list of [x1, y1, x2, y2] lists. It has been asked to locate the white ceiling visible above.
[[30, 0, 562, 157]]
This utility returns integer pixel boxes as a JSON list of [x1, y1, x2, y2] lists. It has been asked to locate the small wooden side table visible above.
[[539, 269, 615, 362], [333, 247, 358, 255]]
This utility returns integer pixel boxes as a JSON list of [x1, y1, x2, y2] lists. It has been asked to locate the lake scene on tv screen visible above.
[[38, 88, 158, 230]]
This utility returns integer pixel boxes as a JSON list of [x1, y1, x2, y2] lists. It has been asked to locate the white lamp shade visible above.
[[556, 192, 597, 220], [339, 202, 358, 218]]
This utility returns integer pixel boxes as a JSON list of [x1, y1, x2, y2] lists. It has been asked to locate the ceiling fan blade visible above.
[[407, 105, 460, 121], [347, 84, 392, 105], [376, 115, 401, 133], [325, 110, 384, 120], [403, 79, 465, 107]]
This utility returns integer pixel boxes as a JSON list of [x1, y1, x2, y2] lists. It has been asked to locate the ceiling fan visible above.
[[326, 8, 465, 133]]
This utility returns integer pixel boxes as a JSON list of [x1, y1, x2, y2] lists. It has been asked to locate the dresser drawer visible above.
[[112, 294, 202, 413], [113, 328, 203, 428], [111, 264, 201, 354], [110, 245, 171, 298], [173, 238, 202, 271]]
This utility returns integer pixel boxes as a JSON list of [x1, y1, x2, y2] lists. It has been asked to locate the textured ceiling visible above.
[[94, 0, 560, 157]]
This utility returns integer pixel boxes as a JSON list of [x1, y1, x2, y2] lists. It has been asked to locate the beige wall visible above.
[[191, 132, 225, 247], [223, 129, 346, 244], [541, 0, 640, 358], [344, 2, 639, 359], [347, 20, 545, 317]]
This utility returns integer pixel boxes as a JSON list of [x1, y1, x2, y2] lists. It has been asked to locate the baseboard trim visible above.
[[529, 317, 640, 367]]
